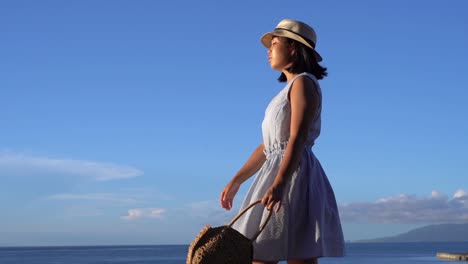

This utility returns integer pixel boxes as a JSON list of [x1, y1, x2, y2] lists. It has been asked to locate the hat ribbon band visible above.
[[274, 27, 316, 48]]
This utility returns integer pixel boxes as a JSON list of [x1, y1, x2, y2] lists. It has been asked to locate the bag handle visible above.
[[228, 199, 273, 241]]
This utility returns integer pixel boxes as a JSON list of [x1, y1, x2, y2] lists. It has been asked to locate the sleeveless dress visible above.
[[232, 72, 345, 261]]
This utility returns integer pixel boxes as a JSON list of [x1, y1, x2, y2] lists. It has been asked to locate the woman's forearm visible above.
[[231, 143, 266, 184], [273, 135, 304, 186]]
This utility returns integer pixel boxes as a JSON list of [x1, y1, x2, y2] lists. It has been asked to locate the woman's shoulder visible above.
[[288, 73, 321, 101], [290, 73, 320, 90], [300, 72, 319, 84]]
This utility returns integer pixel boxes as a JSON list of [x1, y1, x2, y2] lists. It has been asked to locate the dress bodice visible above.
[[261, 72, 322, 156]]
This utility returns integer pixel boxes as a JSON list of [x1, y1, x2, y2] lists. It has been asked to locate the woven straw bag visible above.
[[186, 200, 272, 264]]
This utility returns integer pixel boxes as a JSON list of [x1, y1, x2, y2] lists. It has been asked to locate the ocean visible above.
[[0, 242, 467, 264]]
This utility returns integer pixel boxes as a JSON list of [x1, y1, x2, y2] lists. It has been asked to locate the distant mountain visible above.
[[358, 223, 468, 242]]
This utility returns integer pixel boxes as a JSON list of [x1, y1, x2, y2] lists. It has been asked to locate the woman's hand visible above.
[[261, 182, 285, 212], [220, 180, 240, 210]]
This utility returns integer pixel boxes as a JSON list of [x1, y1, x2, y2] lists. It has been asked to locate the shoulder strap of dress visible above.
[[286, 72, 308, 87], [286, 72, 322, 97], [286, 73, 323, 120]]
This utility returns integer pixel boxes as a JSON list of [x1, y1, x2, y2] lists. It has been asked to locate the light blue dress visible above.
[[232, 72, 345, 261]]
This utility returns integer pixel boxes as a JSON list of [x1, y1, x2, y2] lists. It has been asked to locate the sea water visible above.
[[0, 242, 466, 264]]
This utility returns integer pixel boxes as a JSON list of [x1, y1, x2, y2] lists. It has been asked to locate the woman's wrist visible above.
[[231, 176, 243, 186], [273, 177, 287, 188]]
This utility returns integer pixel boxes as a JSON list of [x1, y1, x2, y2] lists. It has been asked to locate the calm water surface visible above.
[[0, 242, 467, 264]]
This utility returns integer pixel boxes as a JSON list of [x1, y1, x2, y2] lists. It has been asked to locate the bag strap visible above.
[[228, 199, 273, 241]]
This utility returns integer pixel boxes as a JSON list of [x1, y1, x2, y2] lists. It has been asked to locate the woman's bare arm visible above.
[[231, 142, 266, 184], [220, 142, 266, 210], [262, 76, 319, 210]]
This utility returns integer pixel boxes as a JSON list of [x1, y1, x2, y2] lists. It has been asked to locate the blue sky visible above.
[[1, 0, 467, 246]]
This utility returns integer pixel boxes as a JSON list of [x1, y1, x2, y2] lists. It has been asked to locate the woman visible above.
[[220, 19, 345, 264]]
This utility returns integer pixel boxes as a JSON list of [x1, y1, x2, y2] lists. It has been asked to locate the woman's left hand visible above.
[[261, 182, 285, 212]]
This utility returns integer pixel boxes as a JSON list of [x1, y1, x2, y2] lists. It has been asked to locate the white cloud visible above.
[[454, 189, 468, 199], [119, 200, 233, 224], [121, 208, 166, 220], [0, 152, 143, 181], [339, 189, 468, 224]]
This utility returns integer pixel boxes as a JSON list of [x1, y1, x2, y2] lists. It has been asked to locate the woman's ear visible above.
[[290, 45, 297, 59], [288, 42, 296, 56]]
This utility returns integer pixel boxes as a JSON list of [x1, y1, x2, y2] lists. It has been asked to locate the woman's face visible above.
[[268, 36, 294, 71]]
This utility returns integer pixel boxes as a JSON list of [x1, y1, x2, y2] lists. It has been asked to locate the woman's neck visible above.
[[283, 71, 299, 82]]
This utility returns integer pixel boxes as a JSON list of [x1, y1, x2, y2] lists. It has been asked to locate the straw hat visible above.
[[261, 19, 322, 62]]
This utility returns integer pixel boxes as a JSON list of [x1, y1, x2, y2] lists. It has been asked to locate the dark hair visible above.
[[278, 38, 328, 82]]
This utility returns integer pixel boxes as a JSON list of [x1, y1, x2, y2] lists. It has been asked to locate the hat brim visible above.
[[261, 30, 323, 62]]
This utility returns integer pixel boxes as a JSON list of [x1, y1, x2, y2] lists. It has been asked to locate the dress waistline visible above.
[[263, 141, 314, 159], [263, 141, 288, 159]]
